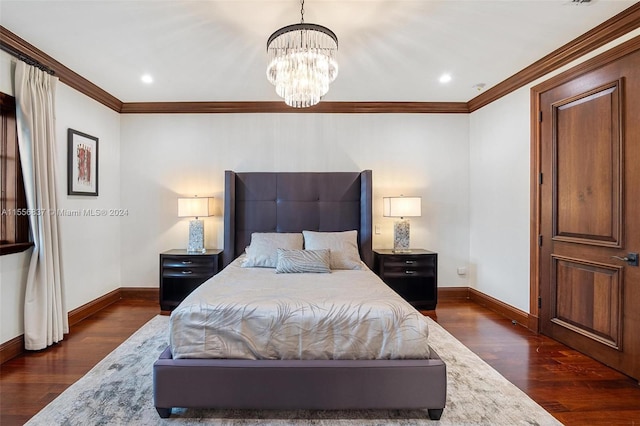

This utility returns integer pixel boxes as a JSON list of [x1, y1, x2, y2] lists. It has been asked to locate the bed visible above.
[[153, 170, 447, 420]]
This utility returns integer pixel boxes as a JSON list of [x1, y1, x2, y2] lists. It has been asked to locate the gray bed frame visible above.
[[153, 171, 447, 420]]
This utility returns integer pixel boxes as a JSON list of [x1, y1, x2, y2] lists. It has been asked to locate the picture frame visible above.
[[67, 128, 99, 196]]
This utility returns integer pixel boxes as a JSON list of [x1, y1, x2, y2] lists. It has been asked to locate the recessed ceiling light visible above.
[[141, 74, 153, 84], [439, 73, 452, 84]]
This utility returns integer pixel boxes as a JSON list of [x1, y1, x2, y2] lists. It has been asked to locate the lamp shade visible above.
[[383, 196, 422, 218], [177, 196, 214, 218]]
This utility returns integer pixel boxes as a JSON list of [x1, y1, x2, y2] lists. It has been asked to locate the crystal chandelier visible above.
[[266, 0, 338, 108]]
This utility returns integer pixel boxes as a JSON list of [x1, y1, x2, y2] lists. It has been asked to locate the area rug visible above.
[[26, 315, 562, 425]]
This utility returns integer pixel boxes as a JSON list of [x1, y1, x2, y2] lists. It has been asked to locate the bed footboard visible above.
[[153, 346, 446, 420]]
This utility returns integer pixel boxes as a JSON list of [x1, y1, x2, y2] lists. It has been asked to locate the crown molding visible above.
[[468, 2, 640, 112], [2, 2, 639, 115], [120, 101, 469, 114], [532, 34, 640, 94], [0, 26, 123, 113]]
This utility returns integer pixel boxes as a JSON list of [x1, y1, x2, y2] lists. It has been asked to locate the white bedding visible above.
[[169, 256, 431, 360]]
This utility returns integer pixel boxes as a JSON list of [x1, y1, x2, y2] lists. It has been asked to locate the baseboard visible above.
[[120, 287, 159, 301], [467, 287, 530, 328], [438, 286, 470, 300], [1, 287, 160, 364], [527, 313, 540, 333], [0, 334, 24, 365], [68, 288, 122, 327]]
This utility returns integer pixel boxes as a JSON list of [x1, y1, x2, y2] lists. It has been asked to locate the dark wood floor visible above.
[[1, 298, 639, 425], [0, 298, 160, 425], [425, 301, 640, 425]]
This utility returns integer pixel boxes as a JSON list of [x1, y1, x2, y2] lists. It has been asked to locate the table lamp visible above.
[[178, 196, 214, 253], [383, 196, 422, 253]]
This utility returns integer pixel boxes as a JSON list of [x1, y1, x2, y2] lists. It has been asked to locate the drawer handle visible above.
[[405, 260, 416, 265], [405, 270, 416, 275], [181, 270, 193, 275], [181, 260, 193, 265]]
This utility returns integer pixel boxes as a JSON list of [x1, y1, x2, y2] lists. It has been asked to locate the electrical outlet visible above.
[[457, 267, 467, 276]]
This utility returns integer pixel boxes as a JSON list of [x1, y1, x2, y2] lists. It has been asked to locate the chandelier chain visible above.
[[300, 0, 305, 23]]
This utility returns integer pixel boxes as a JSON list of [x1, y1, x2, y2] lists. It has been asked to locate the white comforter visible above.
[[169, 257, 430, 360]]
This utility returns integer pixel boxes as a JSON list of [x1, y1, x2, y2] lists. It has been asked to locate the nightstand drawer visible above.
[[162, 255, 215, 279], [381, 256, 435, 270], [380, 254, 435, 279], [162, 267, 213, 278], [382, 268, 431, 279], [162, 256, 215, 269]]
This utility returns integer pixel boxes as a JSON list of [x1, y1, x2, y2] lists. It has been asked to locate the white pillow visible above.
[[241, 232, 303, 268], [302, 230, 363, 270], [275, 249, 331, 274]]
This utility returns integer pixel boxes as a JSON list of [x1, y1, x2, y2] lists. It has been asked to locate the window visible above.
[[0, 92, 31, 255]]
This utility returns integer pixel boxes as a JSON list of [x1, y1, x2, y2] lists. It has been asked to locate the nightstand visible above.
[[374, 249, 438, 310], [159, 249, 222, 311]]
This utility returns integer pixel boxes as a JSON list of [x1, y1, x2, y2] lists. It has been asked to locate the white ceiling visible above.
[[1, 0, 636, 103]]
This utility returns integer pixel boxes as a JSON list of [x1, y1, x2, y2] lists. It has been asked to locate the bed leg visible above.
[[428, 408, 443, 420], [156, 407, 171, 418]]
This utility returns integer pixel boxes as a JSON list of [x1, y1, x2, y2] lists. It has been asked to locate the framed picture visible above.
[[67, 128, 98, 196]]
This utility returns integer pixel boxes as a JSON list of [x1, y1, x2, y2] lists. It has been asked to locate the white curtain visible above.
[[14, 61, 68, 350]]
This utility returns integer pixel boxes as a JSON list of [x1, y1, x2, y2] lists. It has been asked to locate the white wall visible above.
[[0, 51, 122, 342], [120, 113, 470, 290], [0, 52, 13, 95], [0, 251, 30, 343], [468, 29, 640, 313], [54, 85, 122, 311], [469, 88, 531, 312]]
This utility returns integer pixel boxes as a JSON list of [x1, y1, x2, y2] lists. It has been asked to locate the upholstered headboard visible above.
[[223, 170, 373, 269]]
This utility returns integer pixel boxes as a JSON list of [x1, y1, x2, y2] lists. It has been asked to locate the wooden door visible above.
[[538, 48, 640, 380]]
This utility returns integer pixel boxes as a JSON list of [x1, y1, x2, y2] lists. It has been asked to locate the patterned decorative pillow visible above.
[[302, 230, 363, 270], [241, 233, 304, 268], [275, 249, 331, 274]]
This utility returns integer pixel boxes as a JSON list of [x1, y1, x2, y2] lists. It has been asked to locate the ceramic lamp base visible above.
[[187, 219, 205, 253], [393, 219, 411, 253]]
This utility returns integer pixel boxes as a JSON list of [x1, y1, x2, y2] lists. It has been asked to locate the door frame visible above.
[[529, 35, 640, 333]]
